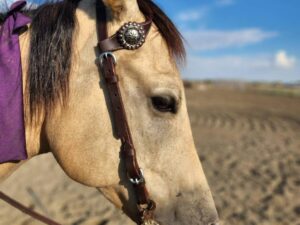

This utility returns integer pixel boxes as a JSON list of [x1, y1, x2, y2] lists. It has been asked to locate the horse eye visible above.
[[151, 95, 177, 113]]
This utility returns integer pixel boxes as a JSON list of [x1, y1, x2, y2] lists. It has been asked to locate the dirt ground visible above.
[[1, 84, 300, 225]]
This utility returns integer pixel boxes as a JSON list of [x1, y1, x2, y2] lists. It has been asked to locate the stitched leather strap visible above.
[[96, 1, 156, 224]]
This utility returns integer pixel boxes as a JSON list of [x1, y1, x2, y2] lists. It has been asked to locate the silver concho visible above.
[[117, 22, 146, 50], [141, 220, 160, 225]]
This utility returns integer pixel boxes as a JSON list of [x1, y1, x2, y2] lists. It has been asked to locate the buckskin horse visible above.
[[0, 0, 219, 224]]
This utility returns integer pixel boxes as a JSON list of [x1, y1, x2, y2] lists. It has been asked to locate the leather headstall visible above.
[[96, 1, 158, 225]]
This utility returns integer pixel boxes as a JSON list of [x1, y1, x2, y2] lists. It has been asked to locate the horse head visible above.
[[2, 0, 220, 224]]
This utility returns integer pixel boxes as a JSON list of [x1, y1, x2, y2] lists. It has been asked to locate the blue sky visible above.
[[1, 0, 299, 82], [158, 0, 300, 82]]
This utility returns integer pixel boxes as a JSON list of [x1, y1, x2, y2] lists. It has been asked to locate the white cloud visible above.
[[275, 50, 296, 69], [216, 0, 235, 6], [177, 0, 234, 24], [181, 54, 299, 82], [184, 28, 278, 51], [177, 7, 209, 22]]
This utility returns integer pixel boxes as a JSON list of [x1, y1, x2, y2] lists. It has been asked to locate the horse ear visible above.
[[102, 0, 141, 20]]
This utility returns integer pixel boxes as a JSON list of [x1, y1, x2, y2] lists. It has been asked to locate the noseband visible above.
[[96, 1, 158, 225]]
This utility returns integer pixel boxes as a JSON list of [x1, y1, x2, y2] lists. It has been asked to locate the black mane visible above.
[[27, 0, 185, 117], [28, 0, 80, 117]]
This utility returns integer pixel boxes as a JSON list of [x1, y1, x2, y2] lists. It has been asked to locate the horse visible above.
[[0, 0, 219, 224]]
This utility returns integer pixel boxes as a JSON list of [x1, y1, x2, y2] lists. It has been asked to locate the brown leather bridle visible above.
[[0, 1, 159, 225], [96, 1, 158, 224]]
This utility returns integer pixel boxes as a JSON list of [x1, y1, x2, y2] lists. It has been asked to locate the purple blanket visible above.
[[0, 1, 31, 163]]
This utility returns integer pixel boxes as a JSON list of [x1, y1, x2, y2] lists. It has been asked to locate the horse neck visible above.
[[0, 0, 98, 182], [18, 0, 100, 161]]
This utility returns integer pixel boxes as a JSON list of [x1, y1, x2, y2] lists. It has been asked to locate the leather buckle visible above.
[[129, 169, 145, 185], [98, 52, 117, 67]]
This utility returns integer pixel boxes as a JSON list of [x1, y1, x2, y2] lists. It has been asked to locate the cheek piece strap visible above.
[[95, 1, 159, 225]]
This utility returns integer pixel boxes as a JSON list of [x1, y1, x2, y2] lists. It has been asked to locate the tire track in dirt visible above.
[[192, 112, 300, 134]]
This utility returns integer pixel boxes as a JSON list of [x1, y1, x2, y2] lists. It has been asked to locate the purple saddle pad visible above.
[[0, 1, 31, 163]]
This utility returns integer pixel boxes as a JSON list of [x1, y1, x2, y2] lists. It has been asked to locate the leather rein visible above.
[[0, 1, 158, 225]]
